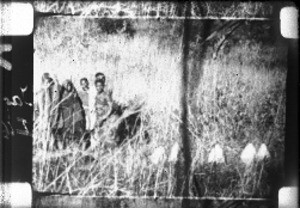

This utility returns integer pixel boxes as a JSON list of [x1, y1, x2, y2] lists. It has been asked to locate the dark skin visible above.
[[61, 81, 76, 99], [42, 76, 55, 90], [80, 79, 89, 91], [96, 81, 104, 94], [66, 82, 72, 92], [96, 74, 105, 84], [93, 81, 112, 128]]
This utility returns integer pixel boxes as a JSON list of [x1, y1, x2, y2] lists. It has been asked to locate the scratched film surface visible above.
[[32, 2, 286, 197]]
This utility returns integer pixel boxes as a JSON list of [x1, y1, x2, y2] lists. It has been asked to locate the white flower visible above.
[[240, 143, 256, 166], [168, 142, 180, 163], [256, 143, 270, 161], [150, 146, 166, 165], [208, 144, 225, 164]]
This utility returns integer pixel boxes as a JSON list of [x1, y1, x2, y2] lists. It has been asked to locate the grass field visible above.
[[33, 17, 286, 198]]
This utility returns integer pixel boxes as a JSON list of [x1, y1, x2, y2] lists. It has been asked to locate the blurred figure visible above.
[[95, 72, 106, 84], [41, 72, 50, 84], [36, 72, 61, 132], [89, 72, 106, 100], [57, 80, 86, 145], [78, 78, 91, 130], [89, 72, 107, 126], [91, 79, 112, 129], [80, 77, 90, 91], [95, 72, 114, 98]]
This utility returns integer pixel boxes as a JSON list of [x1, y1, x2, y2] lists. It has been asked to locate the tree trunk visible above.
[[174, 2, 192, 208]]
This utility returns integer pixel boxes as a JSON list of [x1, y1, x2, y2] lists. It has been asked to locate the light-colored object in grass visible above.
[[256, 143, 270, 161], [150, 146, 166, 165], [208, 144, 225, 164], [240, 143, 256, 166], [168, 142, 180, 163]]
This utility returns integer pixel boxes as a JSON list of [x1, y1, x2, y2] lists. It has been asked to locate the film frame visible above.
[[0, 1, 298, 207]]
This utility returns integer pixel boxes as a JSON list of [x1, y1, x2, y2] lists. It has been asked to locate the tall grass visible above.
[[33, 17, 286, 197]]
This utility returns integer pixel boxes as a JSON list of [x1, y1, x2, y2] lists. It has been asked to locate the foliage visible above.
[[33, 17, 286, 198]]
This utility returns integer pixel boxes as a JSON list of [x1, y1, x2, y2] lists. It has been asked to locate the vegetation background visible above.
[[33, 17, 287, 198]]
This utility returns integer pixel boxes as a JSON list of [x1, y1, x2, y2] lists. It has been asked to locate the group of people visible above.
[[35, 72, 113, 146]]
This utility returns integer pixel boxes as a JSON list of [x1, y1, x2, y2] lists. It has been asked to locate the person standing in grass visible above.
[[95, 72, 113, 99], [57, 79, 86, 145], [90, 72, 108, 127], [89, 72, 106, 113], [91, 79, 112, 129], [78, 78, 91, 130], [36, 72, 61, 132], [95, 72, 106, 84]]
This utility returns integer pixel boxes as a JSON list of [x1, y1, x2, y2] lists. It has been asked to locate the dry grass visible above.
[[33, 17, 286, 198]]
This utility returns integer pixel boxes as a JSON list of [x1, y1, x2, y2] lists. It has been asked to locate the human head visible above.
[[95, 79, 104, 93], [95, 72, 106, 84], [42, 72, 51, 84], [63, 80, 74, 93], [80, 78, 89, 90]]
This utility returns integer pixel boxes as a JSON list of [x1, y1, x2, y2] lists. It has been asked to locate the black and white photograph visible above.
[[32, 1, 288, 198], [1, 1, 298, 207]]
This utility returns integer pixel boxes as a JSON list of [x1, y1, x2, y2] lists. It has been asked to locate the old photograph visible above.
[[32, 1, 287, 198]]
